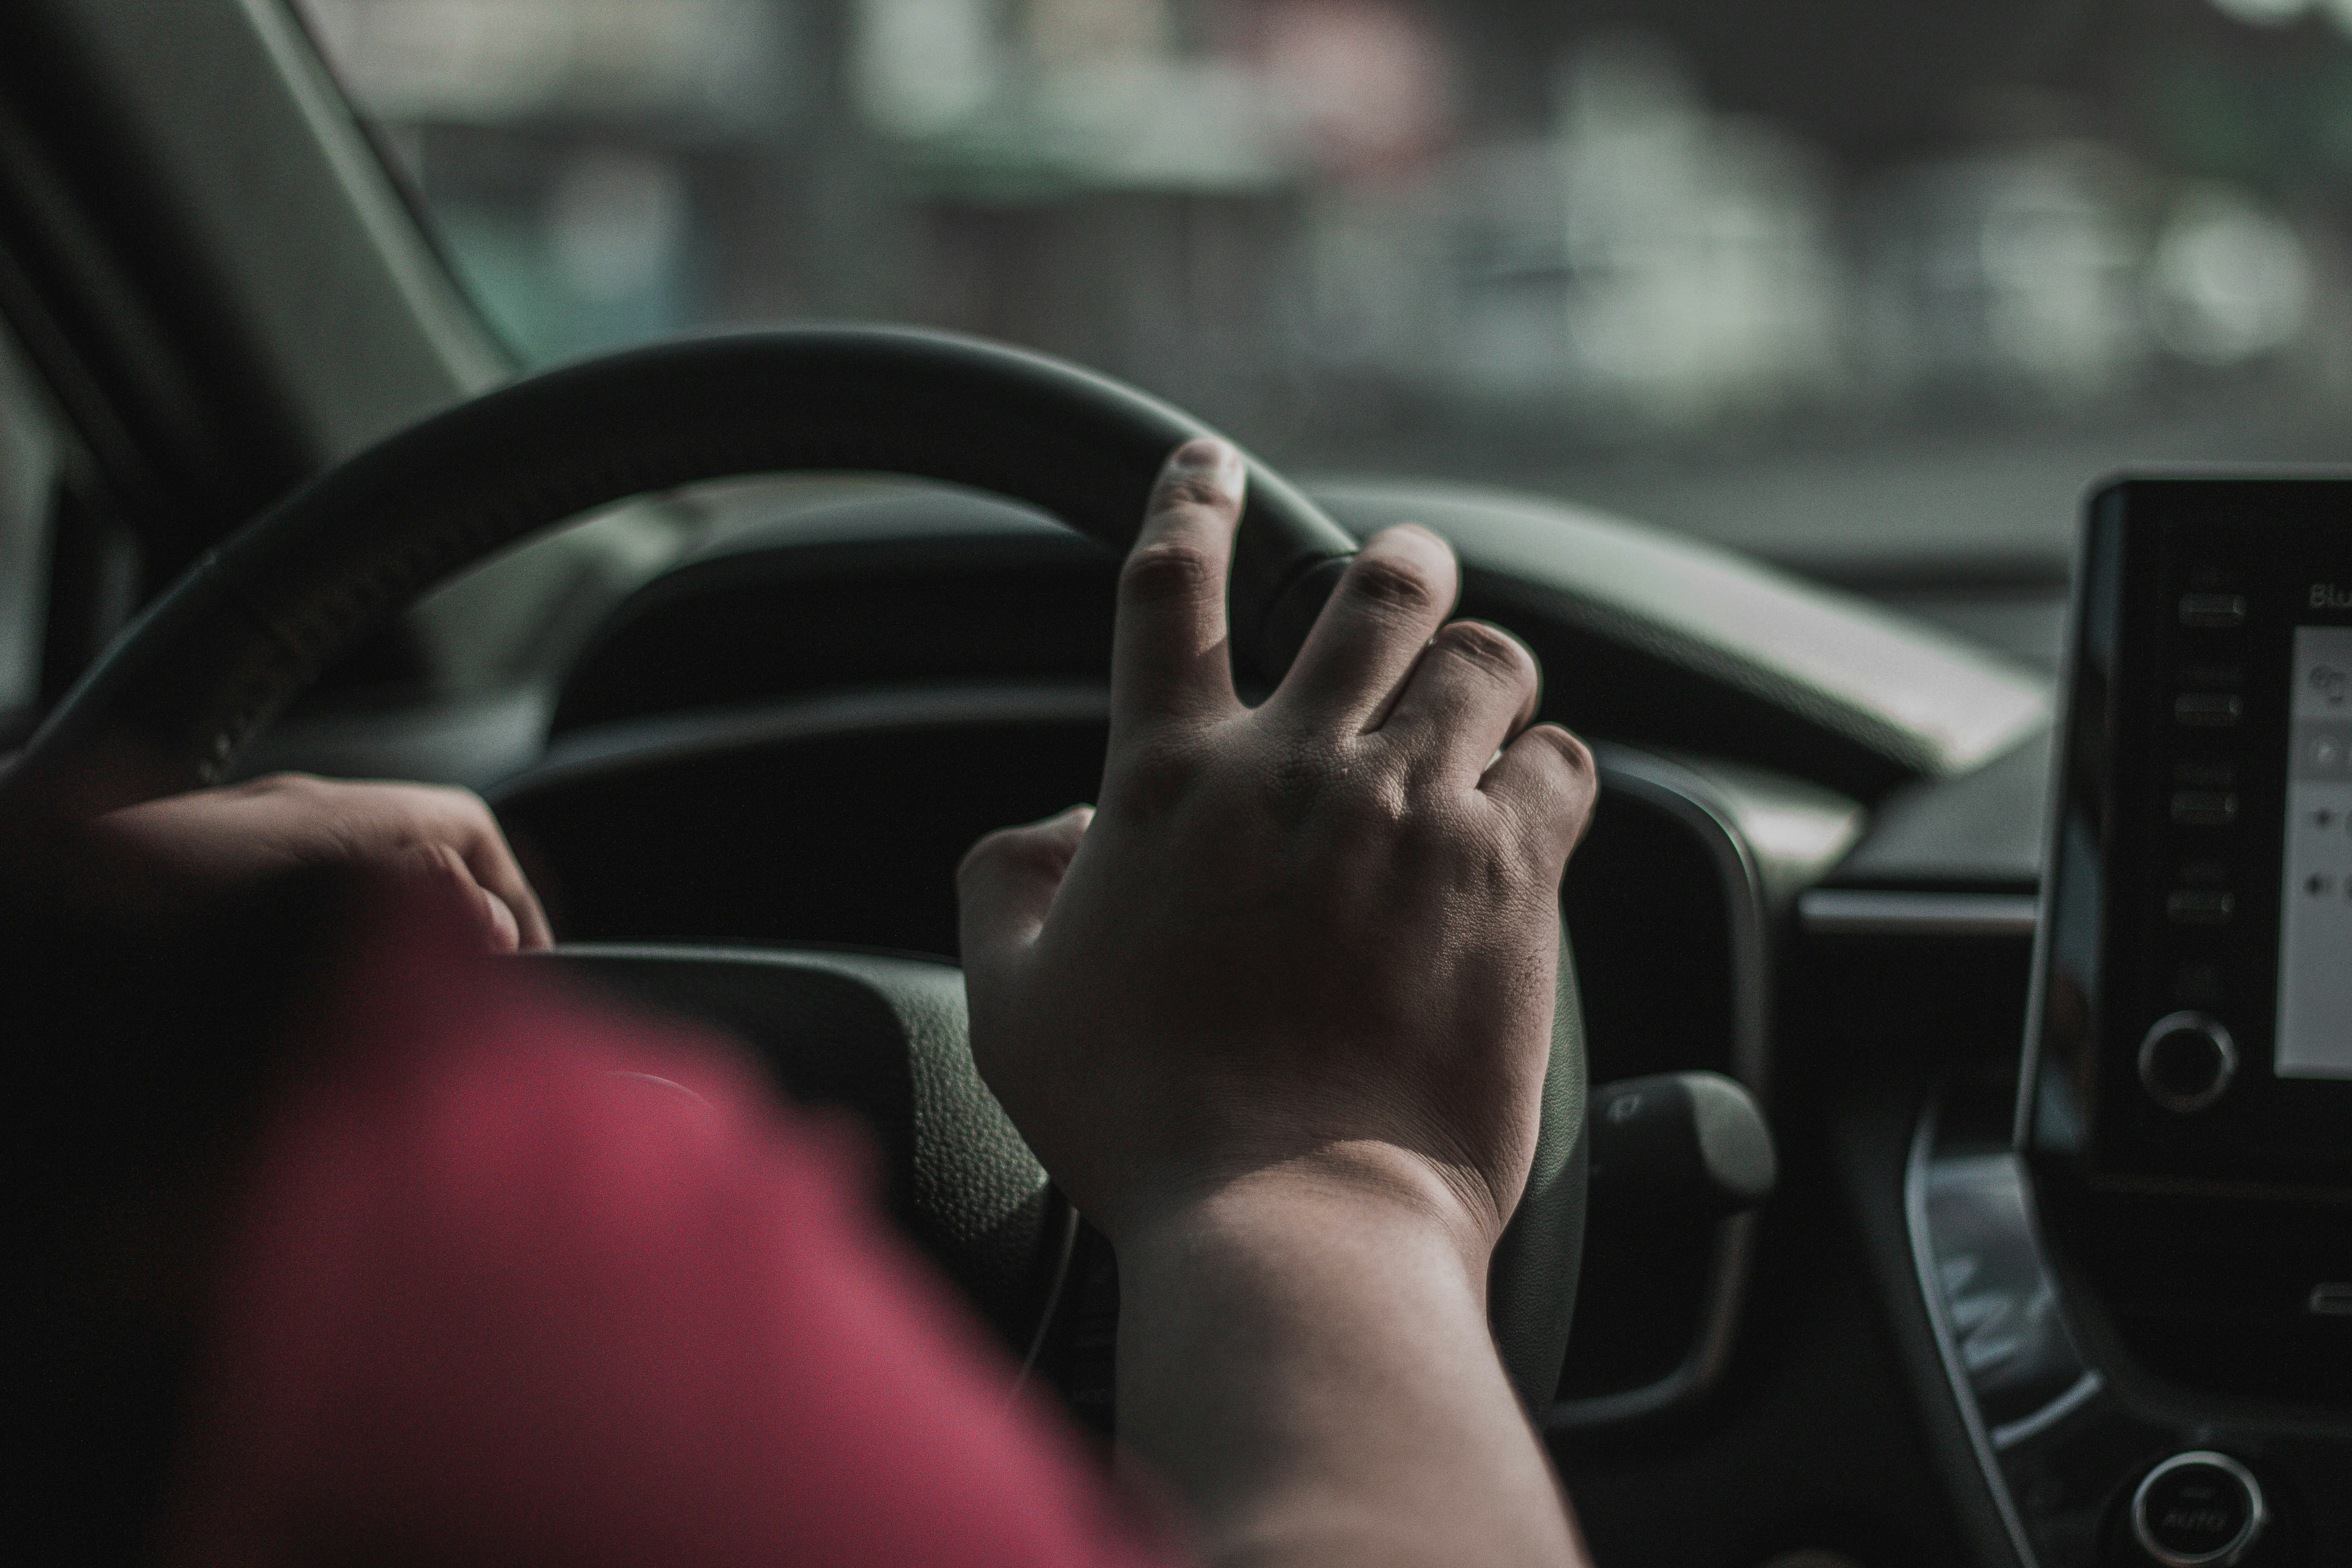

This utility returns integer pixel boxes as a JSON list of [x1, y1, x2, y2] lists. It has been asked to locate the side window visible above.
[[0, 319, 139, 748], [0, 323, 60, 742]]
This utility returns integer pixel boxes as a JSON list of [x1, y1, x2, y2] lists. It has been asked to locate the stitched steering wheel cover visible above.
[[8, 324, 1585, 1416]]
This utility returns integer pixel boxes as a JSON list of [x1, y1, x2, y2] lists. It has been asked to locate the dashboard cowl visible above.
[[549, 481, 2052, 804]]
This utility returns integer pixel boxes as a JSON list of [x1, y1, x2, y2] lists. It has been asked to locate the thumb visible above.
[[957, 805, 1093, 975]]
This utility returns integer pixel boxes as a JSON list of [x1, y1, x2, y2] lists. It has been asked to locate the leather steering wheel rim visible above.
[[4, 324, 1586, 1416]]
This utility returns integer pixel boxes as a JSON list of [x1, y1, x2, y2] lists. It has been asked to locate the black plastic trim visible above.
[[1546, 745, 1773, 1433]]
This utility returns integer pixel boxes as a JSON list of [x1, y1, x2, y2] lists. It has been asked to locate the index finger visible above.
[[1110, 439, 1248, 731]]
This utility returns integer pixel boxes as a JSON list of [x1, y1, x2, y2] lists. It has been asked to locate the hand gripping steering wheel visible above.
[[3, 327, 1588, 1417]]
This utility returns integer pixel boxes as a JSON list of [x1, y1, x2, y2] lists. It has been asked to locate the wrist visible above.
[[1108, 1143, 1500, 1294], [1107, 1147, 1567, 1563]]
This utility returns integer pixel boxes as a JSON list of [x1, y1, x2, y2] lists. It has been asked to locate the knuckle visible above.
[[253, 770, 328, 799], [399, 840, 470, 885], [1524, 722, 1592, 773], [1343, 551, 1441, 616], [1112, 730, 1209, 818], [1119, 539, 1219, 609], [1437, 620, 1535, 683], [1126, 730, 1204, 787], [1541, 725, 1597, 784], [1510, 727, 1600, 828], [1153, 474, 1236, 513], [422, 782, 493, 823], [1383, 791, 1490, 887], [1328, 763, 1410, 833], [1457, 812, 1523, 890], [1252, 747, 1336, 825]]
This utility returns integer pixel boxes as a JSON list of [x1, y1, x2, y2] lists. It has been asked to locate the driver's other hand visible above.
[[959, 437, 1596, 1269], [78, 773, 553, 954]]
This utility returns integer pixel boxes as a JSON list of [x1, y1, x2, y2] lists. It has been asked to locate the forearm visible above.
[[1112, 1168, 1587, 1568]]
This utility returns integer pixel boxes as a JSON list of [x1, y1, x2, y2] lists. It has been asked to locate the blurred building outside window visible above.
[[292, 0, 2352, 573]]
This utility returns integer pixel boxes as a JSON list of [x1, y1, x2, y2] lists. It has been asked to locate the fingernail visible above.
[[1166, 437, 1244, 497]]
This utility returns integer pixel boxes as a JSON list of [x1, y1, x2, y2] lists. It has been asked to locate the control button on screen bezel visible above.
[[2175, 692, 2245, 728], [2180, 593, 2249, 629], [2129, 1450, 2266, 1568], [2169, 790, 2239, 827], [2164, 890, 2235, 926], [2136, 1012, 2239, 1114]]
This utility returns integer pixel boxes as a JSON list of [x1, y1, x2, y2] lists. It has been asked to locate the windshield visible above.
[[294, 0, 2352, 583]]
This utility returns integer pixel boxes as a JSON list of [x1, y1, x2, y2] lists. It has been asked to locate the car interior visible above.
[[2, 2, 2347, 1565]]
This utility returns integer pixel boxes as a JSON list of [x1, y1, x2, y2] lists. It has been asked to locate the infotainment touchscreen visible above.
[[2276, 625, 2352, 1081], [2024, 477, 2352, 1194]]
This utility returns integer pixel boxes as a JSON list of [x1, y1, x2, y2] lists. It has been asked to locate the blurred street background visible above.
[[296, 0, 2352, 598]]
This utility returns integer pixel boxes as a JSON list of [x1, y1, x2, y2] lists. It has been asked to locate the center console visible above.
[[1918, 479, 2352, 1568], [2033, 482, 2352, 1198]]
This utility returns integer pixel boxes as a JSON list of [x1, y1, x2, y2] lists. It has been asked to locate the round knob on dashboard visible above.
[[2137, 1012, 2238, 1114], [2131, 1450, 2266, 1567]]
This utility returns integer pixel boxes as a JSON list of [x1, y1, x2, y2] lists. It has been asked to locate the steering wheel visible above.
[[3, 327, 1588, 1417]]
